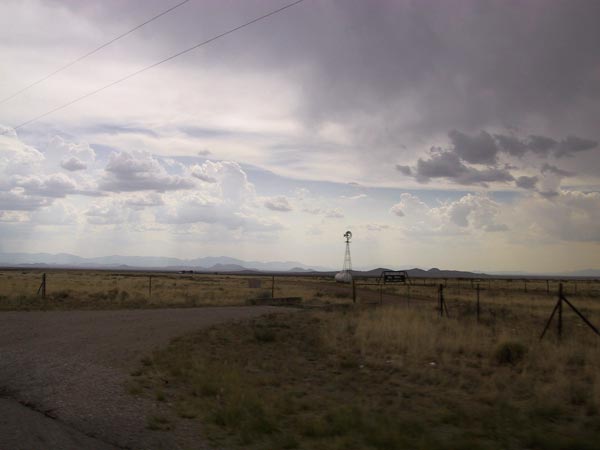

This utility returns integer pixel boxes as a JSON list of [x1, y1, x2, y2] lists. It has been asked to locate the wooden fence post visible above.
[[558, 283, 563, 339], [148, 275, 152, 298], [37, 273, 47, 298], [272, 275, 275, 298], [438, 284, 448, 317], [352, 278, 357, 304], [476, 283, 480, 322]]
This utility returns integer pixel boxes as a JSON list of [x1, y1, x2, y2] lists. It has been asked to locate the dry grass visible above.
[[1, 269, 597, 312], [0, 270, 351, 310], [130, 296, 600, 450]]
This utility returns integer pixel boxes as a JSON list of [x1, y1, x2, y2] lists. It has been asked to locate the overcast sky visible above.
[[1, 0, 599, 272]]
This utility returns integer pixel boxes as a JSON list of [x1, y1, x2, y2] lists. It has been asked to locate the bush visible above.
[[254, 327, 276, 343], [494, 341, 527, 365], [256, 290, 272, 300]]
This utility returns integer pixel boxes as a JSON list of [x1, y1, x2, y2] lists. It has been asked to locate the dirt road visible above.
[[0, 306, 285, 450]]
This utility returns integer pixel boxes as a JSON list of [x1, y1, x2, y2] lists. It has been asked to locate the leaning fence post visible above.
[[37, 273, 46, 298], [546, 279, 550, 294]]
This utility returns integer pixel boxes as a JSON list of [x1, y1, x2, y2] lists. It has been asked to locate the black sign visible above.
[[380, 270, 408, 283]]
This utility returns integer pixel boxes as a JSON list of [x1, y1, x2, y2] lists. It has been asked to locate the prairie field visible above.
[[1, 268, 598, 311], [2, 269, 600, 448], [23, 269, 578, 450]]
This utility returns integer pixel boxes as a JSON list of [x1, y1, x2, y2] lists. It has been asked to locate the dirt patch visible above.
[[0, 306, 289, 449]]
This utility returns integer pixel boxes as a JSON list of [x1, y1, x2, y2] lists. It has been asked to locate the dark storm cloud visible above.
[[541, 164, 574, 177], [527, 135, 557, 155], [515, 176, 538, 190], [449, 130, 499, 164], [494, 134, 528, 157], [555, 136, 598, 157], [395, 165, 412, 176], [415, 151, 513, 186], [208, 0, 600, 147], [52, 0, 600, 147]]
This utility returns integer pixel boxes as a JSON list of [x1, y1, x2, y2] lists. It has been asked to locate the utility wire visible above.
[[2, 0, 305, 135], [0, 0, 193, 106]]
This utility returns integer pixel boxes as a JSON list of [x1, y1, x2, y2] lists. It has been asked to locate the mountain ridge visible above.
[[0, 252, 598, 278]]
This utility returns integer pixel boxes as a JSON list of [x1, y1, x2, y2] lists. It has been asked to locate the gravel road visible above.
[[0, 306, 285, 450]]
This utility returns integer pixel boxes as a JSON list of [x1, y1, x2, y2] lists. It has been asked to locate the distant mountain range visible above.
[[0, 252, 597, 278], [0, 252, 332, 273]]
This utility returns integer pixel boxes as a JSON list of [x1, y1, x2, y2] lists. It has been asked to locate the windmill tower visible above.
[[335, 231, 353, 283]]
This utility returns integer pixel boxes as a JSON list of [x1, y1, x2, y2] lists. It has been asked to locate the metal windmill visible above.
[[335, 230, 353, 283]]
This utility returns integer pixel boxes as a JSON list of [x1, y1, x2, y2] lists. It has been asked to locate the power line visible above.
[[0, 0, 193, 106], [2, 0, 305, 136]]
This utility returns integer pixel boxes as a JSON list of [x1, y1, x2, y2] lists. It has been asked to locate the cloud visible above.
[[391, 192, 507, 234], [124, 193, 164, 210], [46, 135, 95, 161], [438, 194, 508, 232], [364, 223, 390, 232], [340, 193, 367, 200], [302, 207, 322, 215], [0, 190, 51, 211], [12, 173, 77, 198], [85, 200, 129, 225], [0, 128, 45, 175], [395, 165, 412, 176], [527, 135, 557, 155], [414, 151, 513, 186], [31, 201, 79, 226], [389, 193, 428, 218], [100, 151, 196, 192], [449, 130, 498, 164], [155, 160, 280, 232], [515, 190, 600, 242], [390, 205, 404, 217], [60, 156, 87, 171], [264, 196, 292, 212], [190, 163, 217, 183], [541, 164, 573, 177], [555, 136, 598, 158], [324, 208, 344, 218], [515, 176, 538, 190], [494, 134, 528, 157]]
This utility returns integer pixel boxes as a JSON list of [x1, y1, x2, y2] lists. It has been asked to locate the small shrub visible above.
[[494, 341, 527, 365], [141, 357, 153, 367], [256, 290, 272, 300], [51, 290, 71, 301], [147, 415, 172, 431], [254, 327, 276, 343]]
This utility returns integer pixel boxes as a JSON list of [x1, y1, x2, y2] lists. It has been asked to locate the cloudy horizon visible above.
[[1, 0, 599, 273]]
